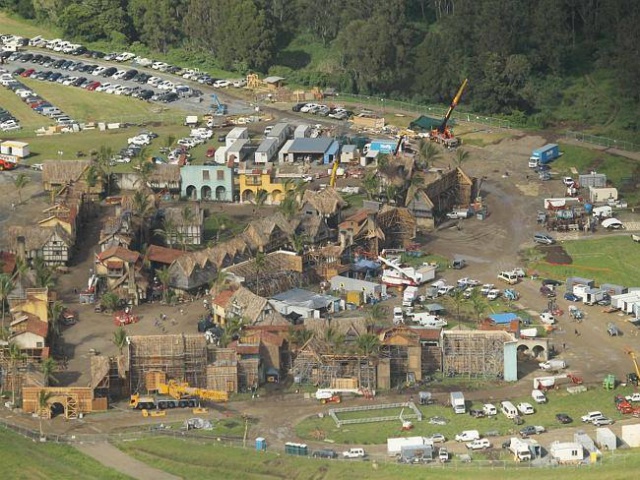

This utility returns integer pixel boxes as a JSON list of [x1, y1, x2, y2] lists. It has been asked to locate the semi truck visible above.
[[450, 391, 466, 414], [528, 144, 560, 167]]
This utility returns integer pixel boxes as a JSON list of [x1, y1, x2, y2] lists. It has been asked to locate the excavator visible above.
[[625, 348, 640, 386], [130, 380, 228, 410], [430, 78, 468, 148]]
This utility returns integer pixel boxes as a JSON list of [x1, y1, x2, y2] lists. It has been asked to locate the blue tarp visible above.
[[488, 313, 519, 324], [353, 259, 381, 272]]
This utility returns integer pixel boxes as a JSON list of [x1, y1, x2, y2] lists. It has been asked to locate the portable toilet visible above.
[[256, 437, 267, 451]]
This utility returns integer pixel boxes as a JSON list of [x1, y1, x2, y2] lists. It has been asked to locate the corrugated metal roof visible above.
[[288, 138, 335, 154], [256, 138, 278, 153]]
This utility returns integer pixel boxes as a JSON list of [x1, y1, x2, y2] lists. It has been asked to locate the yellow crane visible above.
[[158, 380, 229, 402], [329, 160, 340, 188]]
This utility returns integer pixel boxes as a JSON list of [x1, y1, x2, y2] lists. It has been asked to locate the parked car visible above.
[[581, 411, 604, 423], [592, 416, 614, 426], [517, 402, 535, 415], [534, 233, 555, 245], [564, 292, 581, 302], [519, 425, 545, 437], [540, 286, 556, 297], [469, 409, 485, 418], [342, 448, 366, 459], [429, 416, 448, 426], [555, 413, 573, 424], [542, 279, 562, 286], [312, 449, 337, 459], [430, 434, 446, 444], [206, 148, 216, 158]]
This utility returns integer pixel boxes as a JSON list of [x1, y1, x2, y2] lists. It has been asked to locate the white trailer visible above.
[[225, 127, 249, 147], [549, 441, 584, 463], [254, 138, 279, 164], [387, 436, 431, 456]]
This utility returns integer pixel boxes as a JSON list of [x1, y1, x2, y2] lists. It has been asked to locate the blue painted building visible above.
[[180, 165, 234, 201]]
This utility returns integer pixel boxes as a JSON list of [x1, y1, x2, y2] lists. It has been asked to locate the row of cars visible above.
[[0, 70, 75, 128], [292, 103, 352, 120], [27, 35, 225, 86]]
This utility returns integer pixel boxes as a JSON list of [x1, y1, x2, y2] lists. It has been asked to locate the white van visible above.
[[483, 403, 497, 416], [531, 390, 547, 404], [393, 307, 404, 325], [501, 401, 518, 419], [455, 430, 480, 442], [497, 271, 518, 285]]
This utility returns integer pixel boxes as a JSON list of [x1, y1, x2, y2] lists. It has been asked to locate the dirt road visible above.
[[75, 441, 181, 480]]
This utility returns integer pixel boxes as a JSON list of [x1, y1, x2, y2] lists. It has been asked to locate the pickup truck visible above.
[[466, 439, 491, 450], [626, 393, 640, 402]]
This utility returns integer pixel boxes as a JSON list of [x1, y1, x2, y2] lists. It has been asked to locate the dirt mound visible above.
[[540, 245, 572, 265]]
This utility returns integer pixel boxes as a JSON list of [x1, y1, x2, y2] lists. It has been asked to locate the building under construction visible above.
[[442, 330, 517, 380], [127, 334, 209, 393]]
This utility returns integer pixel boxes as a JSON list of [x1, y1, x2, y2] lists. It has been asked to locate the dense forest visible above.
[[2, 0, 639, 135]]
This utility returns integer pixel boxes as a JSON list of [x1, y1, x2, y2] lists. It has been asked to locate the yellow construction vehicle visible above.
[[430, 78, 468, 147], [625, 349, 640, 386], [158, 380, 229, 403], [142, 408, 166, 418], [329, 160, 340, 188], [130, 380, 228, 410]]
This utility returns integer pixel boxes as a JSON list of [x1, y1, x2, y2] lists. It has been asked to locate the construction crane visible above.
[[393, 135, 406, 156], [625, 348, 640, 386], [210, 94, 227, 116], [431, 78, 468, 148], [129, 380, 228, 410], [329, 160, 340, 188]]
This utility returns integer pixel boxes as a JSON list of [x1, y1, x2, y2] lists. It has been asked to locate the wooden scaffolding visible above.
[[442, 330, 509, 378]]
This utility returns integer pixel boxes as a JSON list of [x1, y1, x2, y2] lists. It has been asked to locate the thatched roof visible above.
[[90, 355, 111, 389], [162, 204, 203, 227], [7, 224, 72, 251], [301, 188, 347, 216], [168, 252, 217, 290], [405, 188, 434, 210], [148, 164, 181, 184], [228, 286, 289, 326], [242, 212, 294, 251], [42, 160, 91, 184]]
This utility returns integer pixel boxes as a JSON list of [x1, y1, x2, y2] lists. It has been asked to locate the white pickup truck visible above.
[[626, 393, 640, 402]]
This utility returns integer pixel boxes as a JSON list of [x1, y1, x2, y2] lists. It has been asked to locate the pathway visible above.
[[75, 441, 182, 480]]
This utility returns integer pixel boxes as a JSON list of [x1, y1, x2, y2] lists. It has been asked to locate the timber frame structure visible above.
[[442, 330, 511, 378], [22, 386, 97, 419]]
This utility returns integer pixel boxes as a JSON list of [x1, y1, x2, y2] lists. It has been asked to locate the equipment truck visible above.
[[450, 391, 466, 414], [130, 380, 228, 410], [528, 144, 560, 168]]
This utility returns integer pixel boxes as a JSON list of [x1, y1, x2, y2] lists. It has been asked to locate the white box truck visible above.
[[413, 313, 447, 328], [450, 391, 466, 414], [508, 438, 532, 461]]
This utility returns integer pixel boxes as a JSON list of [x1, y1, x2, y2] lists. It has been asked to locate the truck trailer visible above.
[[529, 144, 560, 167], [450, 391, 466, 414]]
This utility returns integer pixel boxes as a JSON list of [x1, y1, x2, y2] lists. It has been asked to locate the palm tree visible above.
[[132, 190, 153, 246], [288, 326, 313, 351], [362, 172, 380, 200], [471, 292, 488, 325], [33, 259, 55, 289], [85, 164, 100, 195], [8, 342, 25, 406], [180, 205, 196, 249], [454, 148, 470, 168], [14, 173, 30, 204], [37, 389, 53, 436], [0, 274, 14, 332], [365, 303, 386, 332], [163, 134, 176, 151], [96, 145, 115, 195], [254, 251, 266, 295], [113, 326, 128, 355], [154, 217, 182, 249], [12, 256, 28, 284], [100, 292, 120, 312], [278, 192, 298, 220], [323, 326, 345, 352], [377, 154, 390, 170], [254, 189, 269, 211], [47, 300, 65, 344], [289, 233, 309, 255], [384, 184, 399, 205], [356, 333, 380, 357], [155, 267, 171, 303], [220, 316, 245, 346], [417, 139, 440, 169], [447, 289, 465, 326], [209, 269, 231, 296], [41, 358, 58, 387]]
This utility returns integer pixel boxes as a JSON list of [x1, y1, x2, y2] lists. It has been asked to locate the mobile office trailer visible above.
[[584, 288, 605, 305], [450, 391, 465, 414], [387, 436, 431, 456]]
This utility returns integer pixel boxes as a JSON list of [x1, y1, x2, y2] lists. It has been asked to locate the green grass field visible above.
[[0, 427, 130, 479], [296, 386, 640, 445], [527, 237, 640, 286], [115, 435, 640, 480]]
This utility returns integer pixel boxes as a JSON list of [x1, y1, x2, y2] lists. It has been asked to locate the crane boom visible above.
[[437, 78, 468, 134], [626, 349, 640, 381], [329, 160, 339, 188]]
